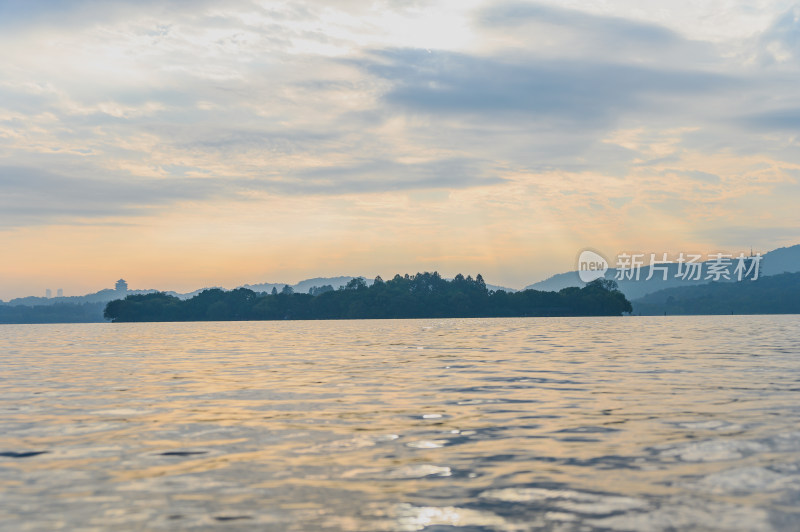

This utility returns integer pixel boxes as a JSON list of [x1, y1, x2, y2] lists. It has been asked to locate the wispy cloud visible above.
[[0, 166, 224, 227], [358, 49, 733, 126]]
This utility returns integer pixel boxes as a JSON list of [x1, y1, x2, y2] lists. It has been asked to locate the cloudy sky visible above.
[[1, 0, 799, 299]]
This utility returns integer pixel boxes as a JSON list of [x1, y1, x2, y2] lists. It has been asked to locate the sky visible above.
[[1, 0, 800, 299]]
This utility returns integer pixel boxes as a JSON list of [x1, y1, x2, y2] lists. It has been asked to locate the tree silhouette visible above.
[[105, 271, 633, 322]]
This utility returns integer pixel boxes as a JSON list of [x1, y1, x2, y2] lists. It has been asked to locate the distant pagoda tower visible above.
[[115, 279, 128, 296]]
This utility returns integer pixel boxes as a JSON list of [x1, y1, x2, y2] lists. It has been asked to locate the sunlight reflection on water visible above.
[[1, 316, 800, 530]]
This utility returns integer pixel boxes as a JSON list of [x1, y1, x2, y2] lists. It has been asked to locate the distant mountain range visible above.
[[1, 276, 518, 309], [241, 276, 368, 295], [0, 277, 358, 308], [525, 244, 800, 301], [2, 245, 797, 322], [2, 289, 158, 308]]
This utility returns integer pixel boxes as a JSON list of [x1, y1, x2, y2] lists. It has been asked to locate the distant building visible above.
[[115, 279, 128, 296], [57, 289, 63, 298], [45, 289, 52, 298]]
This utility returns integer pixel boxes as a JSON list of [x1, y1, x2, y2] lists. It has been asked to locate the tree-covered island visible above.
[[104, 272, 632, 322]]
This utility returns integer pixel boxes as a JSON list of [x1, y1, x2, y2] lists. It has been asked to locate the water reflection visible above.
[[1, 316, 800, 530]]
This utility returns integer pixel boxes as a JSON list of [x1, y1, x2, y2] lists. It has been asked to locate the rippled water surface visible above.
[[2, 316, 800, 531]]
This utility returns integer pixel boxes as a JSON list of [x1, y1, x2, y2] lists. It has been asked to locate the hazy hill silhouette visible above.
[[632, 271, 800, 315], [526, 244, 800, 300]]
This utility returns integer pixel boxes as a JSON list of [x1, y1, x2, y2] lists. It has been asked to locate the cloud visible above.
[[692, 225, 800, 249], [0, 166, 223, 227], [0, 155, 502, 227], [479, 2, 680, 47], [284, 158, 503, 194], [660, 169, 722, 184], [475, 1, 722, 67], [741, 108, 800, 131], [0, 0, 799, 249], [0, 0, 241, 31], [758, 6, 800, 65], [358, 49, 732, 127]]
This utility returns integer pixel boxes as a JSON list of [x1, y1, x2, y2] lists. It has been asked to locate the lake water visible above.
[[1, 316, 800, 531]]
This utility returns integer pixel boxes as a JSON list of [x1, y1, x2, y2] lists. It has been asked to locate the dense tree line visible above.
[[632, 271, 800, 315], [104, 272, 632, 322]]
